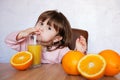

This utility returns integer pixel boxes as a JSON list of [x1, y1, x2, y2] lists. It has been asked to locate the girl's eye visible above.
[[40, 22, 43, 25], [48, 27, 51, 30]]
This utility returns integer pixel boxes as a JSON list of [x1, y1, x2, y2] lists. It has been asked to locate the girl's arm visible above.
[[5, 27, 39, 51], [4, 31, 27, 51]]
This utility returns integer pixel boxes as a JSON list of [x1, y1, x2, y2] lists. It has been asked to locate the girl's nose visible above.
[[35, 28, 41, 35]]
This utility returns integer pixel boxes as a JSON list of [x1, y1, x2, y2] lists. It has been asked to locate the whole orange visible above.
[[62, 50, 85, 75], [10, 51, 33, 70], [99, 49, 120, 76]]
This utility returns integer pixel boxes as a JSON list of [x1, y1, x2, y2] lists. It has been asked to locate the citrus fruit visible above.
[[99, 49, 120, 76], [10, 51, 33, 70], [77, 54, 106, 79], [62, 50, 85, 75]]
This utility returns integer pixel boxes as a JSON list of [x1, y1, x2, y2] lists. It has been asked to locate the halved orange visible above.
[[77, 54, 106, 79], [10, 51, 33, 70]]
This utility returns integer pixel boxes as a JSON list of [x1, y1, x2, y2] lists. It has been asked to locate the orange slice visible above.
[[10, 51, 33, 70], [77, 54, 106, 79]]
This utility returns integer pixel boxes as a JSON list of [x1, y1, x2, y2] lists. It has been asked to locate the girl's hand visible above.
[[75, 36, 87, 53], [16, 27, 38, 40]]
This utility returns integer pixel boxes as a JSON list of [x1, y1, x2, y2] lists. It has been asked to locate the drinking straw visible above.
[[33, 35, 37, 45]]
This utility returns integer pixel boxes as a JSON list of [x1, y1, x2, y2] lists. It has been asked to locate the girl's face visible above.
[[35, 19, 61, 45]]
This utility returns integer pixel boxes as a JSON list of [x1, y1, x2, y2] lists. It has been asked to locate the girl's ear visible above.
[[53, 36, 63, 43]]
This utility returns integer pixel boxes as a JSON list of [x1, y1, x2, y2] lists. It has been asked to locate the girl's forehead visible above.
[[38, 19, 54, 27], [42, 19, 54, 25]]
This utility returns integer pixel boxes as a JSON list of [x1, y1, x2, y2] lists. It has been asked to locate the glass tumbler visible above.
[[27, 35, 42, 67]]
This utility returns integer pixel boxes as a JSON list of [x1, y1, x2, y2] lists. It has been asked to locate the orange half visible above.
[[10, 51, 33, 70], [77, 54, 106, 79]]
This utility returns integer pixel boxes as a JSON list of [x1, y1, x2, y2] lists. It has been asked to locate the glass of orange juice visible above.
[[27, 35, 42, 67]]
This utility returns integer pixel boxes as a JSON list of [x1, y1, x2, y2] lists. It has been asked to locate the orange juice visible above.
[[28, 45, 42, 65]]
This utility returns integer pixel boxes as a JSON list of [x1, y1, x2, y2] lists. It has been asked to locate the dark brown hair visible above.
[[36, 10, 72, 51]]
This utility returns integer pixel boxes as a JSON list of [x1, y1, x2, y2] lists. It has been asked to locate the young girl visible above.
[[5, 10, 87, 64]]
